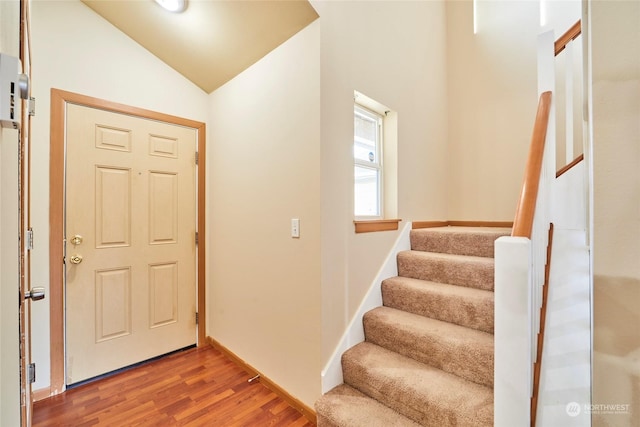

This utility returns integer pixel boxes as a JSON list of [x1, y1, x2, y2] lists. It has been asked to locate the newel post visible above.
[[494, 236, 533, 426]]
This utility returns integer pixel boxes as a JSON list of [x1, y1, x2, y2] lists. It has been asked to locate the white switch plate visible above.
[[0, 53, 20, 129], [291, 218, 300, 238]]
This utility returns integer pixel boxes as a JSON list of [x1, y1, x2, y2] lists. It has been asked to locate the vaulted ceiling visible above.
[[81, 0, 319, 93]]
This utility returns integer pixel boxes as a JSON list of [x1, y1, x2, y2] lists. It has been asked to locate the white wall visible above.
[[207, 21, 321, 406], [0, 1, 21, 424], [29, 0, 209, 392], [312, 0, 449, 366]]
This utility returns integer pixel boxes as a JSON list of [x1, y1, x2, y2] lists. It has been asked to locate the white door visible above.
[[65, 104, 197, 384]]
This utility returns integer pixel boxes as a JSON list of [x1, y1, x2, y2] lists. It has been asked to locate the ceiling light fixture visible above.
[[154, 0, 187, 13]]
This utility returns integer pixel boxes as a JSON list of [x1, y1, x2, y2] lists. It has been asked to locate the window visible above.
[[354, 105, 383, 217], [352, 90, 399, 233]]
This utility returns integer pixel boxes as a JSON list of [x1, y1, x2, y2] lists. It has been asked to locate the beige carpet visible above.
[[315, 226, 511, 426]]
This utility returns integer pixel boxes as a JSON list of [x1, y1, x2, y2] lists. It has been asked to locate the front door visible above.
[[64, 104, 197, 384]]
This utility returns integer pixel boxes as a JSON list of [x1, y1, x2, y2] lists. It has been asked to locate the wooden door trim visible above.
[[49, 88, 206, 396]]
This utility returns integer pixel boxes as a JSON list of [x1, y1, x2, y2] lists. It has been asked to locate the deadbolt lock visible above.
[[25, 287, 45, 301], [70, 235, 83, 245]]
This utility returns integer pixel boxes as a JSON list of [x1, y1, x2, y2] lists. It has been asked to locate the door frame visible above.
[[48, 89, 206, 396], [19, 0, 33, 423]]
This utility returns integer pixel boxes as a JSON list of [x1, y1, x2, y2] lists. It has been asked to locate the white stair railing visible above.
[[495, 20, 583, 426], [494, 29, 555, 427]]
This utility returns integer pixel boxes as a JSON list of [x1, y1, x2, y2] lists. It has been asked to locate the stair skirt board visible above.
[[321, 222, 412, 394], [316, 225, 511, 426]]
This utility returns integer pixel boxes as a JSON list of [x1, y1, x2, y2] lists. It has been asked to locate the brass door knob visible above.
[[69, 254, 83, 265]]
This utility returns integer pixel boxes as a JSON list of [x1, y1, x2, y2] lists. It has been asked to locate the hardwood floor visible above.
[[33, 346, 315, 426]]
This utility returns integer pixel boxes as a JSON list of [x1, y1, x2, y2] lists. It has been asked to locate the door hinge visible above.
[[195, 312, 199, 325], [195, 151, 199, 165], [28, 97, 36, 117], [27, 363, 36, 384], [195, 231, 198, 245], [26, 228, 34, 251]]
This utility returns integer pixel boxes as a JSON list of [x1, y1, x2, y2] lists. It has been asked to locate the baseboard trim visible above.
[[411, 221, 449, 229], [448, 220, 514, 228], [205, 336, 317, 425], [413, 220, 513, 229], [32, 386, 52, 402], [353, 218, 401, 233]]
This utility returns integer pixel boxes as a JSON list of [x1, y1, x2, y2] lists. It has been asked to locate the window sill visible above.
[[354, 219, 402, 234]]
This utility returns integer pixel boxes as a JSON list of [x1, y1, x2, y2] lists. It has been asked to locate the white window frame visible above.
[[354, 104, 383, 219]]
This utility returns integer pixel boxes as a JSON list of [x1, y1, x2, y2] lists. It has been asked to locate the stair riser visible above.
[[341, 358, 448, 426], [397, 252, 494, 291], [315, 384, 422, 427], [342, 344, 493, 427], [382, 279, 494, 334], [316, 415, 338, 427], [316, 227, 500, 427], [364, 312, 493, 387], [410, 233, 493, 258]]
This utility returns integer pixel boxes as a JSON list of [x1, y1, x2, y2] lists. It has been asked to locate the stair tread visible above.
[[414, 226, 512, 233], [364, 306, 493, 386], [316, 384, 421, 427], [397, 250, 495, 291], [366, 305, 494, 341], [383, 275, 494, 298], [399, 250, 496, 265], [342, 342, 493, 426], [317, 226, 500, 426], [382, 276, 494, 333], [410, 226, 511, 258]]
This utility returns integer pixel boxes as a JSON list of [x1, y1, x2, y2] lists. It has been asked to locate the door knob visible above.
[[25, 287, 45, 301], [69, 254, 83, 265]]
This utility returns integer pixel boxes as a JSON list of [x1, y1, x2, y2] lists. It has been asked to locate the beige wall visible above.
[[29, 0, 209, 392], [207, 21, 321, 407], [208, 1, 450, 406], [446, 0, 541, 221], [312, 0, 449, 366], [0, 127, 20, 427], [15, 0, 631, 417], [0, 1, 21, 425], [445, 0, 582, 216], [591, 1, 640, 425]]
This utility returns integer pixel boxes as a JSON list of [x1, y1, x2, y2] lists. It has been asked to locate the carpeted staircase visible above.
[[315, 226, 512, 426]]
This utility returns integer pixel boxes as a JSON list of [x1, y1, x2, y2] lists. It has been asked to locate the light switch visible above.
[[291, 218, 300, 238]]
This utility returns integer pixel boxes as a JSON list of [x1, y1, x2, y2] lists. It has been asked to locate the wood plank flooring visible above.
[[33, 346, 315, 426]]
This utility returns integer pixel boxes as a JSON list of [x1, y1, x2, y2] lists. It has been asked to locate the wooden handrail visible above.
[[512, 91, 552, 238], [554, 20, 581, 56], [556, 153, 584, 178]]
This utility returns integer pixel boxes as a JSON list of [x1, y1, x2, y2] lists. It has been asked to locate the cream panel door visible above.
[[65, 104, 196, 384]]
